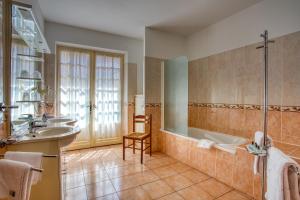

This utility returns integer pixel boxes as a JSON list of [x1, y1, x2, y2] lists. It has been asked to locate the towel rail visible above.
[[0, 154, 58, 158], [31, 167, 43, 172]]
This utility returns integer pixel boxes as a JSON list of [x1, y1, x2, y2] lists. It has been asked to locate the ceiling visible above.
[[38, 0, 262, 39]]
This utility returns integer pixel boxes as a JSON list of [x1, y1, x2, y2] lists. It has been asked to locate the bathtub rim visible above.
[[160, 128, 249, 154]]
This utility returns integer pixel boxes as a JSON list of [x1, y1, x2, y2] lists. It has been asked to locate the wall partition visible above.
[[163, 56, 188, 135]]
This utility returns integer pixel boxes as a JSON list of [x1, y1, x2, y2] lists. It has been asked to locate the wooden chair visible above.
[[123, 114, 152, 164]]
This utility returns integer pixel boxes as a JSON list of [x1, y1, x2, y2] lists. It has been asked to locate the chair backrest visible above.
[[132, 113, 152, 134]]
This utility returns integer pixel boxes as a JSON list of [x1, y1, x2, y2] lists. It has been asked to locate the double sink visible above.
[[11, 117, 80, 146]]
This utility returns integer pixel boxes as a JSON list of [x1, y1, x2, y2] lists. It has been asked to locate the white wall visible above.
[[145, 28, 187, 59], [45, 21, 144, 94], [187, 0, 300, 60]]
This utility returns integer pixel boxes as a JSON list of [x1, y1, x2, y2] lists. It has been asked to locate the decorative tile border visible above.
[[145, 103, 161, 107], [188, 102, 300, 112]]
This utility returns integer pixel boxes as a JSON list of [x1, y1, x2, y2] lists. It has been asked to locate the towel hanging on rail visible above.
[[4, 152, 43, 185], [0, 159, 33, 200]]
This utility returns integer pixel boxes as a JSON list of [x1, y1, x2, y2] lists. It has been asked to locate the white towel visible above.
[[0, 159, 33, 200], [5, 151, 43, 185], [265, 147, 298, 200], [253, 131, 273, 175], [197, 139, 215, 149]]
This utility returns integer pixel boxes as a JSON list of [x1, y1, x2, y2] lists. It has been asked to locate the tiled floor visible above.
[[62, 145, 253, 200]]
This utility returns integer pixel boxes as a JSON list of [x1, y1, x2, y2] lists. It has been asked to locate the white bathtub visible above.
[[162, 127, 248, 154], [188, 128, 248, 154]]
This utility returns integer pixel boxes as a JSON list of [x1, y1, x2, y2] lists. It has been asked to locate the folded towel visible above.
[[265, 147, 298, 200], [253, 131, 273, 175], [197, 139, 215, 149], [283, 163, 300, 200], [0, 159, 33, 200], [5, 151, 43, 185]]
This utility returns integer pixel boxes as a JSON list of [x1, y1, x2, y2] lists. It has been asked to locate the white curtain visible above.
[[11, 42, 36, 119], [94, 54, 122, 140], [58, 49, 91, 142]]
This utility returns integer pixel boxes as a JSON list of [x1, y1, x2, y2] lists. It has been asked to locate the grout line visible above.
[[213, 188, 234, 199]]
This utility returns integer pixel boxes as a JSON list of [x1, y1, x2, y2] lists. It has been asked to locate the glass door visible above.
[[92, 53, 123, 146], [57, 47, 92, 149], [57, 46, 124, 149]]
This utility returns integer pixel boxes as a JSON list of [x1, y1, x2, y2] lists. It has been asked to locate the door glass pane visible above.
[[58, 49, 90, 142], [94, 54, 122, 140], [164, 56, 188, 135]]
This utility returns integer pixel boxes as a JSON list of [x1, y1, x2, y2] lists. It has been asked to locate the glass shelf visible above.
[[16, 77, 42, 81], [12, 4, 50, 53], [16, 100, 42, 103], [17, 53, 44, 62]]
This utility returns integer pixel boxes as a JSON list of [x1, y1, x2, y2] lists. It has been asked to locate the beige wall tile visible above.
[[145, 57, 163, 104]]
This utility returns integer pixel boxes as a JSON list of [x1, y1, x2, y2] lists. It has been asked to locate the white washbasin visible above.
[[32, 126, 79, 147], [36, 126, 74, 137], [47, 118, 77, 125], [12, 120, 28, 126]]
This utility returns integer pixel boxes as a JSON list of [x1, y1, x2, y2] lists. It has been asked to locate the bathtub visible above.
[[162, 127, 248, 154]]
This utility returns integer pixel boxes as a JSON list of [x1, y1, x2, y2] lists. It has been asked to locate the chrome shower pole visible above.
[[261, 30, 269, 154], [262, 30, 269, 200], [257, 30, 274, 200]]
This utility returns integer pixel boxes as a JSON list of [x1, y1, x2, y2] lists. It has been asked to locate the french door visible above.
[[57, 46, 123, 150]]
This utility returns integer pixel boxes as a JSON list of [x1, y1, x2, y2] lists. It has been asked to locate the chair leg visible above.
[[141, 139, 144, 164], [123, 137, 125, 161], [133, 139, 135, 154]]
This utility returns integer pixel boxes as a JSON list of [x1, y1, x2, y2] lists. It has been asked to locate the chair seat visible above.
[[125, 132, 150, 140]]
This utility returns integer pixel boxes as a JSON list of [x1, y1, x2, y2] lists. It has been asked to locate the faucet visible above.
[[42, 113, 48, 122], [29, 120, 47, 133]]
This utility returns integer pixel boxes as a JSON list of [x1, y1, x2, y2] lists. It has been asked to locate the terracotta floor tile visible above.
[[64, 145, 252, 200], [181, 169, 210, 183], [152, 166, 178, 178], [197, 179, 232, 198], [170, 162, 192, 173], [158, 192, 184, 200], [63, 173, 85, 189], [107, 164, 148, 178], [64, 166, 84, 176], [82, 162, 104, 174], [117, 186, 152, 200], [111, 174, 142, 191], [163, 174, 193, 191], [216, 190, 252, 200], [141, 180, 174, 199], [65, 186, 87, 200], [86, 180, 116, 199], [133, 170, 160, 185], [102, 158, 136, 169], [84, 169, 110, 184], [177, 185, 213, 200], [93, 193, 119, 200]]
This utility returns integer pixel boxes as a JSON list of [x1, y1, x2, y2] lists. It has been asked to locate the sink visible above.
[[47, 118, 77, 126], [32, 126, 80, 147], [12, 120, 28, 126], [36, 126, 73, 137]]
